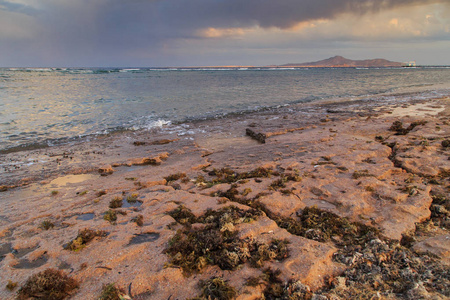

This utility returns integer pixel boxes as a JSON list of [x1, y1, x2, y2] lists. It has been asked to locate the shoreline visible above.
[[0, 96, 449, 299], [1, 80, 449, 157], [1, 88, 449, 187]]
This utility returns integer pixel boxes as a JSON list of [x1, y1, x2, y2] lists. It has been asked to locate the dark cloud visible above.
[[57, 0, 447, 46], [0, 0, 449, 66], [99, 0, 447, 32]]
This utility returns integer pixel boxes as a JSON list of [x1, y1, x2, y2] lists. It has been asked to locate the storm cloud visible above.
[[0, 0, 449, 66]]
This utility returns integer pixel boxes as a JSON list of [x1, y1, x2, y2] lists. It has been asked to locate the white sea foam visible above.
[[25, 68, 53, 72], [119, 69, 141, 72], [131, 119, 171, 131]]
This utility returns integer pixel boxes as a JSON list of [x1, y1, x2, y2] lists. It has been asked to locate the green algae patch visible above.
[[17, 268, 78, 300], [126, 193, 139, 203], [64, 229, 107, 251]]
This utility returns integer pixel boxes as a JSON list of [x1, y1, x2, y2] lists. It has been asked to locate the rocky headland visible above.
[[279, 56, 405, 68], [0, 96, 449, 299]]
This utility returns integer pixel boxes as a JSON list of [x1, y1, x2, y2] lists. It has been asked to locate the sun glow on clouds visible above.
[[196, 3, 449, 42], [197, 27, 248, 38]]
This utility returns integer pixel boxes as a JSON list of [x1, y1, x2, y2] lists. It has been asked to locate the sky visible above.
[[0, 0, 449, 67]]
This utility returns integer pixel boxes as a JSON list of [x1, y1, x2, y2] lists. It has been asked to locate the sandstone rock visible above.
[[413, 234, 450, 265], [98, 165, 114, 175]]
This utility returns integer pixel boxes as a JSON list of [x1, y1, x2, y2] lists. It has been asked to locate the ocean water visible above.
[[1, 67, 450, 153]]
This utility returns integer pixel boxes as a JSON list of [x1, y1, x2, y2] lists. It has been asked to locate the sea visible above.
[[1, 66, 450, 153]]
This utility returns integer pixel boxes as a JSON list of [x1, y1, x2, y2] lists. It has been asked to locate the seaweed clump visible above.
[[197, 205, 264, 232], [109, 197, 123, 209], [98, 283, 127, 300], [103, 209, 118, 223], [216, 185, 378, 247], [197, 167, 273, 187], [126, 193, 139, 203], [191, 277, 237, 300], [165, 205, 287, 275], [168, 205, 198, 226], [39, 220, 55, 230], [247, 268, 313, 300], [17, 269, 78, 300], [64, 229, 107, 251], [261, 206, 378, 246], [329, 239, 450, 299], [249, 239, 290, 268]]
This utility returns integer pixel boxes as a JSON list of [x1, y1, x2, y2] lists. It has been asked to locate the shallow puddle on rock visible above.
[[122, 199, 143, 208], [77, 213, 95, 221], [12, 245, 40, 259], [57, 261, 71, 270], [0, 243, 12, 262], [0, 215, 11, 224], [13, 254, 48, 269], [127, 232, 160, 245]]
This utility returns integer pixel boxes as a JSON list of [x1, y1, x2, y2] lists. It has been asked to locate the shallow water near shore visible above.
[[1, 67, 450, 153]]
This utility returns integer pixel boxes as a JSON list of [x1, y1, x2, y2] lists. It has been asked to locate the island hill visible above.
[[275, 55, 406, 68]]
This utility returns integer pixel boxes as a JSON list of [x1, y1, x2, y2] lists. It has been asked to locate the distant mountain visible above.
[[280, 56, 405, 68]]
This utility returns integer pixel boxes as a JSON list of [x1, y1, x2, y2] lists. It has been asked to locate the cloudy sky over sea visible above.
[[1, 0, 449, 67]]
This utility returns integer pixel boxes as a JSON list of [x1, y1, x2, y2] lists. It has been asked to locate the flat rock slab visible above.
[[413, 234, 450, 265]]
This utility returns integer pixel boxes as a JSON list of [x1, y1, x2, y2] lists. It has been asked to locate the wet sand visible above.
[[0, 96, 449, 299]]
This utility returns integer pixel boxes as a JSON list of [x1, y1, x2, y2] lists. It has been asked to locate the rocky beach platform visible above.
[[0, 96, 449, 299]]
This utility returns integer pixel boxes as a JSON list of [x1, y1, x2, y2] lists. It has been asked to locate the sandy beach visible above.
[[1, 96, 449, 299]]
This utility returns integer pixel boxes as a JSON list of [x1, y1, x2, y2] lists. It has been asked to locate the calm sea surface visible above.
[[1, 67, 450, 152]]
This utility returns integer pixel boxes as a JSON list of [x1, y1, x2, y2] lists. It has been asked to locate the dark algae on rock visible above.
[[17, 269, 78, 300], [98, 283, 127, 300], [191, 277, 237, 300], [211, 178, 450, 299], [165, 205, 288, 275]]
